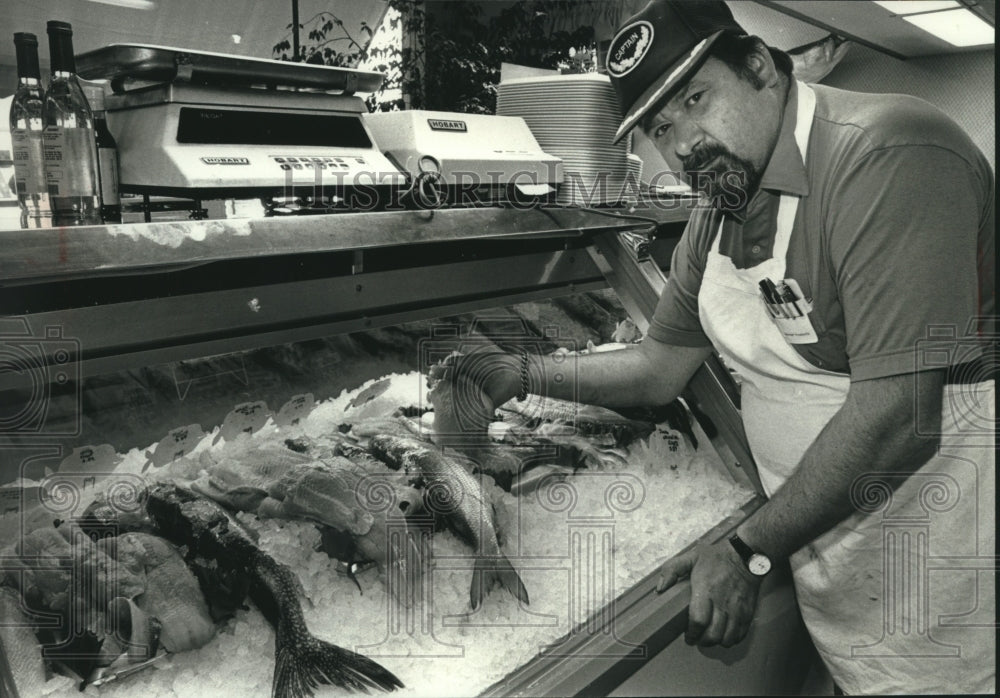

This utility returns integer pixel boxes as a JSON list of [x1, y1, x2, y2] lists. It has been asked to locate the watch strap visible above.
[[728, 533, 755, 565]]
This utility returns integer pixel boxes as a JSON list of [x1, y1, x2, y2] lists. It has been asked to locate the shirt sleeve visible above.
[[826, 144, 987, 381], [646, 206, 716, 347]]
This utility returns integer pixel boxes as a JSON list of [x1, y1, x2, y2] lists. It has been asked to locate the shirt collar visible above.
[[758, 79, 810, 197]]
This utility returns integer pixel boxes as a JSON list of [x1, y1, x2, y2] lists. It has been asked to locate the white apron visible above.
[[697, 82, 995, 694]]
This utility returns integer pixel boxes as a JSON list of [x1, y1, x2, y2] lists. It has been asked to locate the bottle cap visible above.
[[13, 33, 42, 79], [46, 20, 76, 73], [46, 21, 73, 36]]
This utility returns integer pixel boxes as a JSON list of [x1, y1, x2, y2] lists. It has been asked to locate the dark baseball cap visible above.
[[607, 0, 744, 144]]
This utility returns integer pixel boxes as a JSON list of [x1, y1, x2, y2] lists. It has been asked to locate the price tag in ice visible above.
[[0, 481, 40, 518], [213, 401, 272, 444], [58, 444, 120, 482], [143, 424, 206, 472], [652, 427, 689, 462], [275, 393, 315, 428], [59, 444, 119, 475]]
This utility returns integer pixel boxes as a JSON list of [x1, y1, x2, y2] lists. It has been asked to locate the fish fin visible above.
[[470, 555, 529, 610], [490, 501, 505, 548], [273, 635, 403, 696]]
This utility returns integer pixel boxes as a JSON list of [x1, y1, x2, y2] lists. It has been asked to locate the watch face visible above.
[[748, 553, 771, 576]]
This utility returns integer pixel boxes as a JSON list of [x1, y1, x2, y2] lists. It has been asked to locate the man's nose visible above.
[[673, 121, 704, 160]]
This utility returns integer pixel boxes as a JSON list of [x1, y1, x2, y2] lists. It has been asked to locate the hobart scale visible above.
[[75, 44, 407, 217], [363, 110, 563, 208]]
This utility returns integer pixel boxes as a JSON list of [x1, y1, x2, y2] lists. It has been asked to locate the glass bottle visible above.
[[9, 32, 51, 228], [81, 82, 122, 223], [43, 20, 100, 226]]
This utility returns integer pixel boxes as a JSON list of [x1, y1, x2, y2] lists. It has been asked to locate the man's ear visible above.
[[746, 39, 779, 89]]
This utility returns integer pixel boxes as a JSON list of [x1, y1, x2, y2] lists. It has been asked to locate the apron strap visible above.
[[772, 82, 816, 266], [710, 213, 725, 253], [793, 81, 816, 165]]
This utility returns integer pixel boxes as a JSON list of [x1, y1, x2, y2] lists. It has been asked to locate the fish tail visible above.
[[273, 634, 403, 698], [470, 554, 530, 610]]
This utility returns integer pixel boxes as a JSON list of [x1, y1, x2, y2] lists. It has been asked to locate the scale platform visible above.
[[76, 43, 384, 94]]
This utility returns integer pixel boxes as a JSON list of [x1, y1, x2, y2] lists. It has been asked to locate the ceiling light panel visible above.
[[872, 1, 960, 15], [86, 0, 157, 9], [902, 8, 995, 45]]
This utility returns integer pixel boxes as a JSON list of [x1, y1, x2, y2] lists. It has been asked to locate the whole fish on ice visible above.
[[189, 445, 422, 579], [3, 520, 145, 622], [1, 518, 155, 683], [368, 434, 528, 610], [188, 444, 314, 513], [98, 532, 216, 653], [497, 395, 655, 450], [138, 483, 403, 697]]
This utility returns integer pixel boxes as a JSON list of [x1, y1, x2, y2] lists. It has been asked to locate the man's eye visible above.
[[685, 91, 705, 107], [653, 123, 671, 138]]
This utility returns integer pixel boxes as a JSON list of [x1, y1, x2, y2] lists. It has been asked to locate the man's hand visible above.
[[656, 540, 763, 648], [427, 347, 519, 448]]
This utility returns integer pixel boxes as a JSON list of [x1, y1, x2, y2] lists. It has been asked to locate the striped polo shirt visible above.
[[648, 80, 995, 382]]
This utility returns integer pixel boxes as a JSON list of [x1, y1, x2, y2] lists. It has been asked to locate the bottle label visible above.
[[44, 126, 98, 197], [12, 128, 46, 196], [97, 146, 121, 205]]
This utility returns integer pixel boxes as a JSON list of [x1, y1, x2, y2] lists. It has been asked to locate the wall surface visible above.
[[823, 46, 995, 169]]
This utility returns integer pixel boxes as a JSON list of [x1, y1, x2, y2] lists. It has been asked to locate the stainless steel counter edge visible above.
[[480, 495, 766, 697], [0, 202, 695, 284]]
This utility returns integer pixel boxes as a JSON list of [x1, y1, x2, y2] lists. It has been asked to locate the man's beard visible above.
[[682, 143, 762, 213]]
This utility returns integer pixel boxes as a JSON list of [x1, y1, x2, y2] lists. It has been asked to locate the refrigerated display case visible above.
[[0, 203, 818, 696]]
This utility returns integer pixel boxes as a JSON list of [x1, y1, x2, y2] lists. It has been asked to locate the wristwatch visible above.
[[729, 533, 772, 576]]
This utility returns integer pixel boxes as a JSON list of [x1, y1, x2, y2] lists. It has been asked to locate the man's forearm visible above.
[[737, 370, 943, 561], [498, 340, 713, 409]]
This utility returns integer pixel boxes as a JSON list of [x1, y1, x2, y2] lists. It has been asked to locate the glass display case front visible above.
[[0, 207, 791, 698], [2, 293, 759, 697]]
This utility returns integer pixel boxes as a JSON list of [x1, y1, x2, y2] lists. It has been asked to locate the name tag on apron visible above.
[[759, 277, 818, 344]]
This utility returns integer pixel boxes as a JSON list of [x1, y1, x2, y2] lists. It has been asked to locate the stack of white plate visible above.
[[497, 73, 630, 206]]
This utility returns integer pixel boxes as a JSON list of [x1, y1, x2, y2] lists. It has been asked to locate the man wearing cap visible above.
[[429, 0, 994, 693]]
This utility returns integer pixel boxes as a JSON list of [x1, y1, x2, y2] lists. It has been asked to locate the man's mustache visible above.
[[681, 143, 737, 174]]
